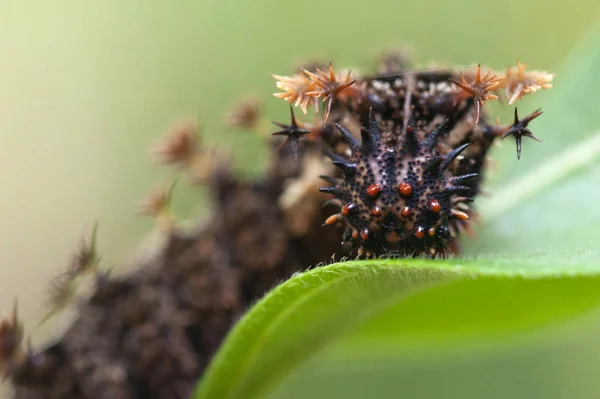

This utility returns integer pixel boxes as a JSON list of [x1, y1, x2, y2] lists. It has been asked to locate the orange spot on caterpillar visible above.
[[360, 228, 370, 241], [415, 226, 425, 239], [428, 199, 441, 213], [371, 207, 382, 216], [401, 207, 411, 218], [428, 227, 436, 237], [341, 203, 356, 217], [398, 182, 413, 197], [366, 184, 381, 198]]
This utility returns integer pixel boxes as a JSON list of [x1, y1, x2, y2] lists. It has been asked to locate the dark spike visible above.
[[368, 108, 381, 141], [334, 123, 360, 152], [271, 106, 311, 160], [403, 125, 420, 154], [325, 147, 356, 176], [359, 127, 370, 146], [501, 108, 543, 160], [440, 142, 470, 171], [445, 185, 471, 195], [324, 148, 348, 164], [319, 175, 337, 185], [333, 160, 357, 176], [423, 118, 451, 150], [332, 159, 347, 169], [319, 187, 337, 195], [423, 156, 444, 173], [360, 108, 381, 149], [449, 173, 479, 185]]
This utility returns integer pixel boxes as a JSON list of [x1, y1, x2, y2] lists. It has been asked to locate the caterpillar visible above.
[[0, 52, 553, 399]]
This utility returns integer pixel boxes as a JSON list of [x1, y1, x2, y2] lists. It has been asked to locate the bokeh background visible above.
[[2, 0, 600, 397]]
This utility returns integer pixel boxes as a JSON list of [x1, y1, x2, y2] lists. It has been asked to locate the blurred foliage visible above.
[[2, 0, 600, 397]]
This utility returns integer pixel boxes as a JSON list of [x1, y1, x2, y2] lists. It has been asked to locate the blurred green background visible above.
[[1, 0, 600, 397]]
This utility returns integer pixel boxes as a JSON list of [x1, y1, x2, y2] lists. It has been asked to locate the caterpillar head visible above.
[[320, 110, 475, 257]]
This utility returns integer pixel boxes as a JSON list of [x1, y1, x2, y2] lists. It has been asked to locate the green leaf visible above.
[[195, 23, 600, 399], [195, 258, 600, 399]]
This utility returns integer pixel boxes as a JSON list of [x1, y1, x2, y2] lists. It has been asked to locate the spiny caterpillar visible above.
[[1, 52, 553, 399], [272, 61, 553, 257]]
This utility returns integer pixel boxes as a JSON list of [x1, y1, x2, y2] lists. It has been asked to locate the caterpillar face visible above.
[[321, 111, 474, 257]]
